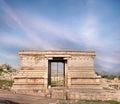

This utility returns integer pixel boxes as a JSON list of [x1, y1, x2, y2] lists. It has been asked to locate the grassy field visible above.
[[63, 100, 120, 104]]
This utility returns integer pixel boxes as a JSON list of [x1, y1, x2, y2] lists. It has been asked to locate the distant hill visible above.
[[95, 69, 120, 76]]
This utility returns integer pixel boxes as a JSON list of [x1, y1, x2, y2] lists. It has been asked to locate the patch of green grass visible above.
[[7, 70, 14, 73], [63, 100, 120, 104], [51, 81, 57, 87], [106, 100, 120, 104], [0, 68, 8, 75], [103, 87, 112, 90], [0, 69, 4, 75], [0, 80, 13, 90]]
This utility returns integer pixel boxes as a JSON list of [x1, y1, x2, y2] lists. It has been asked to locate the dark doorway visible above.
[[48, 58, 65, 87]]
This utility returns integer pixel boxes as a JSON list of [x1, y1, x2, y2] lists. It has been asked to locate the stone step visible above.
[[13, 76, 45, 78], [69, 73, 98, 77], [21, 70, 47, 72], [51, 89, 66, 100], [18, 72, 46, 75]]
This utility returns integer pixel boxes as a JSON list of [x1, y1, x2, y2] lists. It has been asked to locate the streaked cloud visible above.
[[0, 0, 120, 72], [0, 51, 18, 61], [0, 1, 55, 50]]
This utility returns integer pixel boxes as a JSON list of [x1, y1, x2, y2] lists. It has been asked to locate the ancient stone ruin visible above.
[[12, 50, 103, 99]]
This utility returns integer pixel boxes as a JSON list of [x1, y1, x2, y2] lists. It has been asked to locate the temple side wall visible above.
[[12, 54, 48, 91], [67, 55, 101, 89]]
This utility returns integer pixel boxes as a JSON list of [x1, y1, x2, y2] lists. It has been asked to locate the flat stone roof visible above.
[[19, 50, 96, 56]]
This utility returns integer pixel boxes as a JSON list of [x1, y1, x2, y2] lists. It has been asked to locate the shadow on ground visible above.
[[0, 100, 19, 104]]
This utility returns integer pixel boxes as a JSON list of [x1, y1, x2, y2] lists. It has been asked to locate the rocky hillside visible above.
[[0, 68, 18, 90], [0, 69, 18, 80]]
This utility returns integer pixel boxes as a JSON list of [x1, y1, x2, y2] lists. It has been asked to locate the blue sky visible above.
[[0, 0, 120, 73]]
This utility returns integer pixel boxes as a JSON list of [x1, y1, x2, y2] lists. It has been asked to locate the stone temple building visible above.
[[12, 50, 101, 99]]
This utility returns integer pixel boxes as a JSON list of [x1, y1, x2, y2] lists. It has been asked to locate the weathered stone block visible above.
[[51, 89, 66, 100]]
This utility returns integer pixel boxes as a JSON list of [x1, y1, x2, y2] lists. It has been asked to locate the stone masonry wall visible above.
[[12, 50, 101, 96]]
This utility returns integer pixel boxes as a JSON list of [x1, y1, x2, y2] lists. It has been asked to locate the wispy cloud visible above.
[[80, 15, 99, 47], [1, 35, 33, 49], [1, 0, 55, 49], [76, 12, 120, 72], [0, 51, 18, 61], [97, 56, 120, 65], [1, 0, 81, 49], [0, 0, 120, 72], [26, 16, 78, 43]]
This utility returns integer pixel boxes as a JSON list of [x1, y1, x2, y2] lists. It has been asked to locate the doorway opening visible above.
[[48, 58, 65, 87]]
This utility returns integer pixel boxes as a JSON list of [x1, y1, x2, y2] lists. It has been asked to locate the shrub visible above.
[[0, 69, 3, 75], [0, 80, 13, 90], [51, 81, 57, 87]]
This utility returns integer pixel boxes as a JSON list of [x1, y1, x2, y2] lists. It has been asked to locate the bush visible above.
[[0, 68, 8, 75], [51, 81, 57, 87], [102, 75, 115, 80], [0, 69, 3, 75], [0, 80, 13, 90]]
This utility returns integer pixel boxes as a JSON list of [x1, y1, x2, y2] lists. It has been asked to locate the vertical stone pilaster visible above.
[[67, 73, 71, 87]]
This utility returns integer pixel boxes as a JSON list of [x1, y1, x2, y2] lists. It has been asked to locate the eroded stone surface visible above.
[[12, 50, 101, 99]]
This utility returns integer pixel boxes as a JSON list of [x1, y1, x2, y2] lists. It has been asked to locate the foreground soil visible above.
[[0, 89, 61, 104], [0, 90, 120, 104]]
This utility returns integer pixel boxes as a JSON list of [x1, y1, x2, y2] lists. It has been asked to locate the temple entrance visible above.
[[48, 58, 65, 87]]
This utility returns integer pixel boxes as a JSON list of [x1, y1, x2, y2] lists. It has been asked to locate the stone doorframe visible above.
[[46, 55, 70, 88], [48, 59, 65, 87]]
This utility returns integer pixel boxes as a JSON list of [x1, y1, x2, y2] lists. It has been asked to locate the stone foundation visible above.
[[67, 89, 119, 100], [11, 88, 120, 102]]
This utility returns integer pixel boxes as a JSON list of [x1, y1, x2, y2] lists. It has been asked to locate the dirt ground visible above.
[[0, 90, 118, 104], [0, 89, 66, 104]]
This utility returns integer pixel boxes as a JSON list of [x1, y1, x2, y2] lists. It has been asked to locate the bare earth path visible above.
[[0, 90, 62, 104]]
